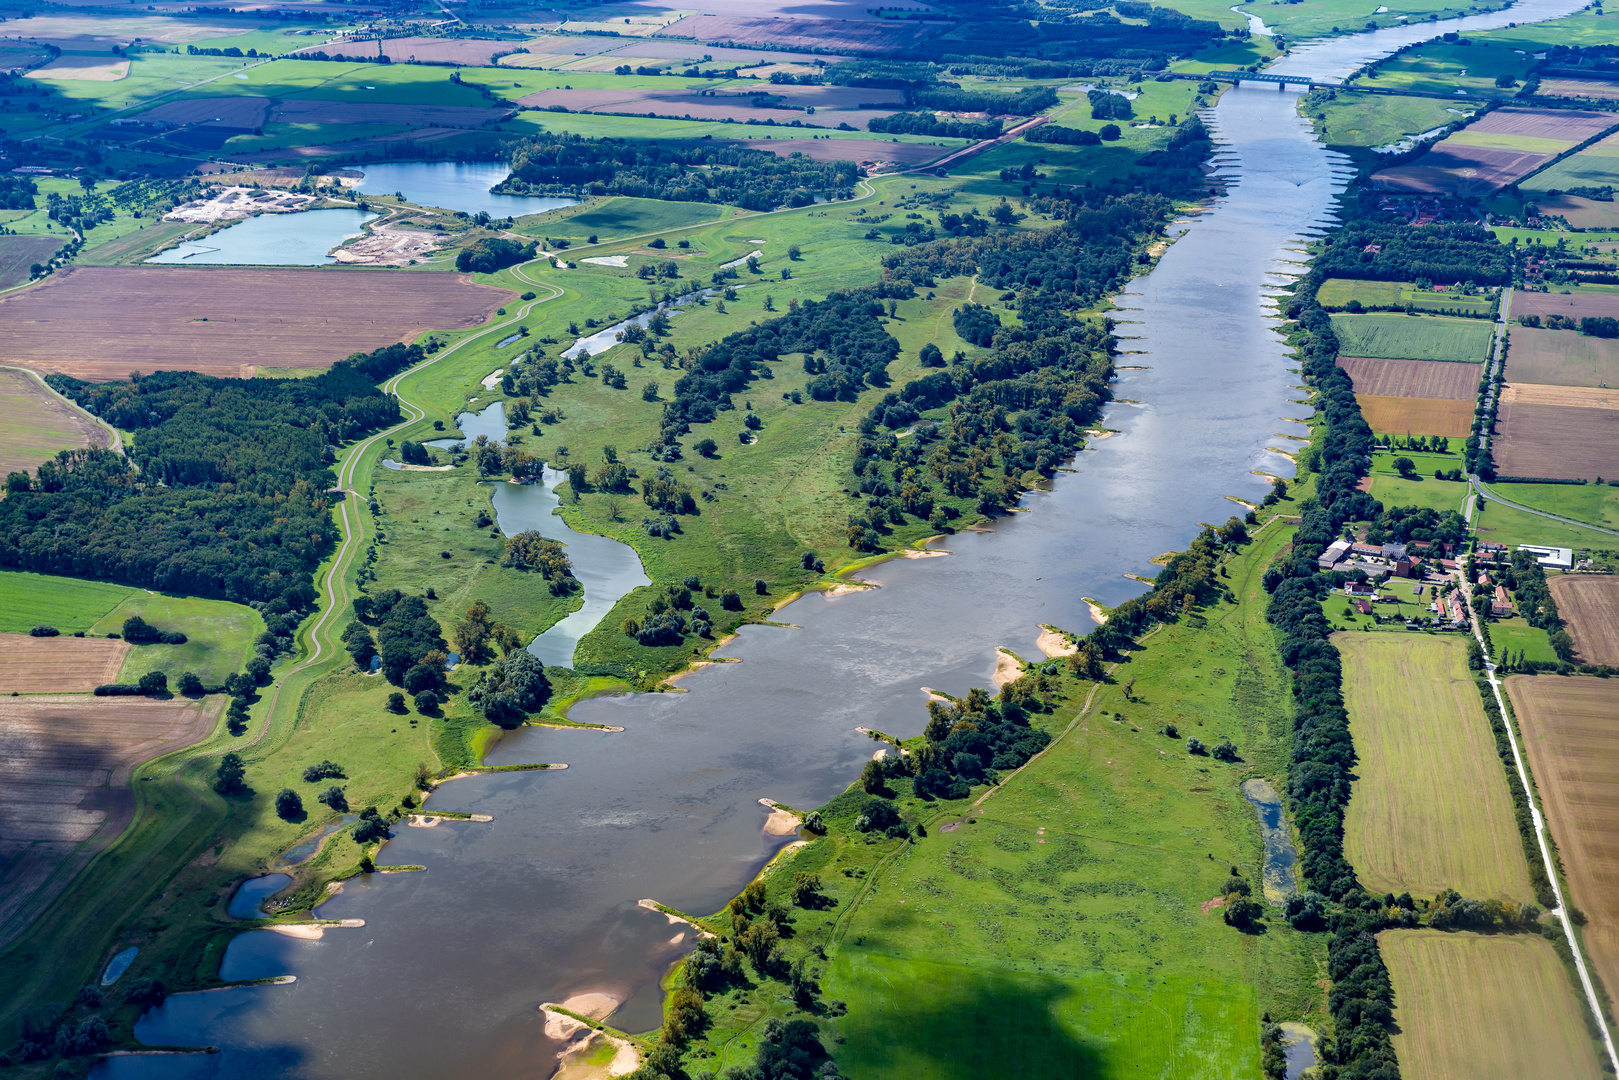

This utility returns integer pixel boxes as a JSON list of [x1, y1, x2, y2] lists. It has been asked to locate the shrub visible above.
[[853, 796, 901, 833], [754, 578, 768, 595], [302, 760, 345, 782], [466, 650, 550, 724], [28, 625, 58, 637], [274, 788, 304, 820], [694, 437, 718, 457], [352, 806, 390, 844], [386, 692, 406, 713], [317, 785, 348, 811], [720, 589, 743, 611], [1211, 738, 1239, 762], [1186, 736, 1206, 754], [178, 672, 204, 695], [213, 752, 246, 794]]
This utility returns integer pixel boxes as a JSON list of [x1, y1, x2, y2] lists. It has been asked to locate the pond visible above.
[[425, 400, 510, 449], [277, 816, 357, 867], [1241, 778, 1299, 904], [100, 946, 139, 987], [490, 467, 650, 667], [147, 209, 376, 266], [356, 161, 577, 219], [226, 874, 292, 920]]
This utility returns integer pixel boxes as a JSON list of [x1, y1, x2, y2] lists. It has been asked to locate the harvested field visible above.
[[1505, 675, 1619, 1011], [1540, 78, 1619, 101], [1337, 356, 1481, 399], [1371, 142, 1553, 197], [607, 41, 854, 65], [0, 235, 62, 291], [1380, 929, 1602, 1080], [234, 126, 474, 164], [1533, 194, 1619, 229], [515, 86, 893, 127], [1501, 382, 1619, 409], [1330, 313, 1493, 362], [269, 98, 508, 128], [0, 367, 109, 477], [139, 95, 272, 128], [1505, 326, 1619, 387], [1495, 400, 1619, 481], [0, 695, 219, 948], [1548, 575, 1619, 666], [1356, 394, 1474, 437], [655, 14, 940, 53], [1336, 633, 1533, 902], [0, 266, 510, 381], [0, 632, 128, 693], [1469, 106, 1616, 143], [1515, 290, 1619, 323], [24, 55, 129, 81], [722, 137, 952, 167]]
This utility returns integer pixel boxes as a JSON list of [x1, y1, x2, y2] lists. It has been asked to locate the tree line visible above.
[[1314, 221, 1510, 286]]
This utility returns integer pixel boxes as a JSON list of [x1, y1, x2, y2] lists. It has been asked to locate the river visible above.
[[95, 4, 1588, 1077]]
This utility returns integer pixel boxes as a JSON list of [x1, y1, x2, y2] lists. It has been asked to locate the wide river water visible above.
[[97, 3, 1587, 1076]]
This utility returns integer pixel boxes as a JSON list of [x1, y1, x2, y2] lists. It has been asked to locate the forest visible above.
[[498, 136, 861, 211], [0, 345, 421, 610], [1314, 221, 1510, 285]]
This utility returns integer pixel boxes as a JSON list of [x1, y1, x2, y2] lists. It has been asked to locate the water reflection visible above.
[[355, 162, 577, 219], [146, 209, 376, 265]]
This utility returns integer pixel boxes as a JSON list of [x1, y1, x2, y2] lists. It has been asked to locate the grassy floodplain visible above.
[[1379, 930, 1604, 1080], [1329, 313, 1494, 363], [671, 518, 1323, 1079], [1336, 634, 1533, 902]]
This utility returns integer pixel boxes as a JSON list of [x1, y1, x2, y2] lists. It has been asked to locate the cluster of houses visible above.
[[1320, 538, 1472, 629]]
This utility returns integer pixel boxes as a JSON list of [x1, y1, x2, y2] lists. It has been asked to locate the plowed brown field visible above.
[[1495, 400, 1619, 480], [1515, 291, 1619, 321], [1338, 356, 1480, 399], [1506, 326, 1619, 387], [0, 632, 128, 693], [0, 266, 510, 380], [0, 695, 218, 947], [1505, 675, 1619, 1007], [1356, 394, 1475, 437], [1549, 575, 1619, 665]]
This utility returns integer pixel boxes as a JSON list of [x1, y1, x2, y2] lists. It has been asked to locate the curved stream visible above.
[[97, 5, 1588, 1076]]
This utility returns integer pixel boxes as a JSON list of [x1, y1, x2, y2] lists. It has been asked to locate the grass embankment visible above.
[[1336, 634, 1534, 903], [1379, 929, 1604, 1080], [666, 520, 1320, 1079]]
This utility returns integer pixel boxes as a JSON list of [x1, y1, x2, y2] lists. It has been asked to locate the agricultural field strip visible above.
[[0, 633, 128, 694], [1462, 565, 1619, 1070], [1547, 576, 1619, 666], [1493, 399, 1619, 482], [30, 55, 279, 144], [1501, 382, 1619, 409]]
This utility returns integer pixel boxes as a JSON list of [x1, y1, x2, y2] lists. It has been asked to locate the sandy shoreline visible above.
[[541, 992, 639, 1079], [759, 797, 802, 836], [992, 648, 1023, 688], [1082, 598, 1109, 625], [1036, 626, 1077, 658], [269, 918, 364, 940]]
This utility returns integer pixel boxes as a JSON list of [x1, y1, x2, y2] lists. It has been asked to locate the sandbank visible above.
[[920, 686, 953, 704], [992, 648, 1022, 688], [1081, 598, 1109, 625], [1036, 626, 1077, 658], [636, 897, 713, 937], [759, 797, 801, 836], [823, 581, 877, 597], [269, 918, 364, 939]]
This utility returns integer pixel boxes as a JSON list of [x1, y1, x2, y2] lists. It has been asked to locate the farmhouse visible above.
[[1346, 582, 1379, 599], [1319, 538, 1352, 569], [1517, 544, 1574, 570], [1492, 586, 1514, 618]]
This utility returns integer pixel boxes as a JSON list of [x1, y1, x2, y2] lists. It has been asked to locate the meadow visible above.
[[1523, 132, 1619, 193], [1302, 91, 1470, 150], [1487, 617, 1558, 665], [1335, 633, 1534, 902], [1472, 494, 1619, 550], [1506, 675, 1619, 1003], [1379, 929, 1603, 1080], [0, 234, 61, 290], [1329, 313, 1493, 363], [1368, 469, 1472, 516], [0, 570, 138, 635], [1318, 278, 1493, 314], [0, 366, 109, 478]]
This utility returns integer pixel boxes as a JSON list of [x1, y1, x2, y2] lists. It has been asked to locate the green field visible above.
[[1170, 0, 1507, 38], [1473, 494, 1619, 551], [1318, 278, 1494, 314], [1486, 481, 1619, 530], [1380, 930, 1603, 1080], [0, 570, 138, 634], [1330, 313, 1495, 362], [1488, 617, 1559, 665], [1370, 472, 1473, 516], [1523, 135, 1619, 193], [1301, 90, 1472, 150], [1336, 633, 1533, 902], [1349, 39, 1535, 98]]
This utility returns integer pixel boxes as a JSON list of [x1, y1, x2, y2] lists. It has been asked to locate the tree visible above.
[[178, 671, 204, 695], [138, 670, 167, 695], [452, 599, 502, 665], [1393, 455, 1417, 479], [694, 437, 718, 458], [720, 589, 743, 611], [787, 244, 802, 260], [860, 758, 888, 795], [213, 752, 246, 794], [754, 578, 768, 594], [467, 649, 551, 725], [317, 785, 348, 811], [1099, 123, 1121, 141], [790, 871, 825, 908], [387, 692, 407, 713], [274, 788, 304, 820], [414, 689, 442, 714], [1211, 737, 1239, 762], [919, 342, 945, 367], [1186, 736, 1207, 755]]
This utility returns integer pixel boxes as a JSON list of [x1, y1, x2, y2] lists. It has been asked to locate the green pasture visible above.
[[1522, 138, 1619, 194], [1485, 481, 1619, 531], [1330, 313, 1494, 362], [498, 109, 971, 152], [1473, 495, 1619, 550], [1370, 473, 1473, 517], [143, 57, 496, 108], [515, 196, 729, 241], [221, 121, 413, 154], [1324, 592, 1437, 632], [1169, 0, 1504, 38], [92, 593, 265, 687], [1318, 278, 1493, 313], [0, 570, 138, 634], [39, 51, 262, 115], [1349, 39, 1532, 98], [1301, 90, 1469, 150], [1046, 79, 1203, 132], [78, 220, 196, 266], [828, 954, 1260, 1080], [1171, 36, 1279, 73], [1488, 617, 1558, 664]]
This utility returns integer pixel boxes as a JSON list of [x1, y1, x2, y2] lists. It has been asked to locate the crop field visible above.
[[0, 367, 110, 478], [1501, 382, 1619, 410], [654, 13, 937, 53], [1495, 399, 1619, 481], [1355, 394, 1474, 437], [1541, 78, 1619, 101], [0, 266, 511, 380], [302, 36, 524, 66], [722, 137, 955, 167], [1372, 142, 1555, 197], [0, 235, 63, 291], [0, 694, 220, 949], [1318, 279, 1493, 314], [1506, 675, 1619, 1004], [1337, 356, 1481, 399], [0, 572, 137, 635], [1468, 107, 1616, 144], [1379, 929, 1602, 1080], [513, 86, 895, 127], [0, 633, 129, 693], [1533, 194, 1619, 229], [1504, 326, 1619, 387], [1336, 633, 1533, 902], [515, 196, 727, 241], [1524, 131, 1619, 192], [1515, 290, 1619, 323], [1549, 575, 1619, 665], [1329, 314, 1493, 362]]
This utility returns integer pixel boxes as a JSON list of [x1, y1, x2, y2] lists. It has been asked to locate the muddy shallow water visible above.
[[95, 4, 1587, 1075]]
